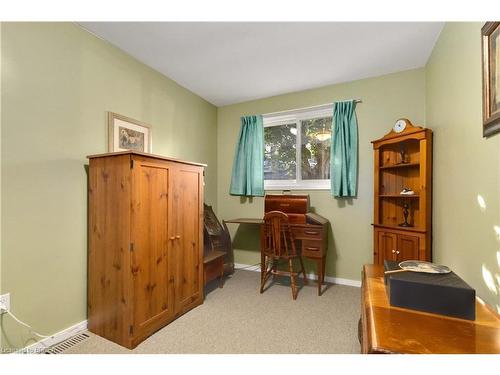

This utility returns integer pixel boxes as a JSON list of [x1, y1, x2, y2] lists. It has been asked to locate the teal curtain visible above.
[[331, 100, 358, 197], [229, 115, 264, 197]]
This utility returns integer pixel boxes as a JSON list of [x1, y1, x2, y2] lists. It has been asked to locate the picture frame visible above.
[[481, 22, 500, 137], [107, 112, 152, 152]]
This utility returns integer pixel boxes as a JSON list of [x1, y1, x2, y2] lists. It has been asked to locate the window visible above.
[[264, 105, 333, 190]]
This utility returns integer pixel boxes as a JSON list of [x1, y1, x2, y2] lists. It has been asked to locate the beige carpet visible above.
[[64, 269, 361, 354]]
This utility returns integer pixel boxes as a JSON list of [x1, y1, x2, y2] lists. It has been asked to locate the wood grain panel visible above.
[[88, 155, 131, 347], [377, 231, 397, 263], [379, 139, 420, 166], [173, 165, 203, 314], [397, 234, 419, 260], [131, 160, 173, 335]]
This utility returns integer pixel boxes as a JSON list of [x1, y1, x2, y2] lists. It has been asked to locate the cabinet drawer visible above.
[[302, 240, 323, 257], [287, 214, 307, 224], [293, 226, 324, 240]]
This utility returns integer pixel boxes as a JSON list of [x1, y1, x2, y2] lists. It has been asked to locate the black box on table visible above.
[[383, 260, 476, 320]]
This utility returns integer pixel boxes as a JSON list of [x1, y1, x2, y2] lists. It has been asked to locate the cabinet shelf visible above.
[[379, 162, 420, 170], [372, 224, 426, 233]]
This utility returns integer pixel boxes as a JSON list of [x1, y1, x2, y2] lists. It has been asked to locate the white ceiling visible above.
[[79, 22, 444, 106]]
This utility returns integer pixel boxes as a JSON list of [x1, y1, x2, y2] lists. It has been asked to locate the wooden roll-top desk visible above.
[[225, 194, 329, 295]]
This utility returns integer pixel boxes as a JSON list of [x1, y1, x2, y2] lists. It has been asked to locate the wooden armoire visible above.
[[87, 151, 205, 349], [372, 119, 432, 265]]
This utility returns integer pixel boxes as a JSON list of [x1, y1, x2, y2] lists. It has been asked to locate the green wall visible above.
[[217, 68, 426, 281], [426, 22, 500, 312], [0, 22, 218, 350]]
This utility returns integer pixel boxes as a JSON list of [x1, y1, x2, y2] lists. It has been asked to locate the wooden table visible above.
[[360, 264, 500, 354]]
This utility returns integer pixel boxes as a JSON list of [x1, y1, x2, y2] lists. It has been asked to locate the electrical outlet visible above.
[[0, 293, 10, 314]]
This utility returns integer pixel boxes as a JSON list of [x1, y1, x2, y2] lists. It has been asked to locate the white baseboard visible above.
[[234, 262, 361, 288], [15, 320, 88, 354], [234, 262, 261, 272]]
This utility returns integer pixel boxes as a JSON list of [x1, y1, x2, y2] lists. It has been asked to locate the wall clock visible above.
[[393, 118, 409, 133]]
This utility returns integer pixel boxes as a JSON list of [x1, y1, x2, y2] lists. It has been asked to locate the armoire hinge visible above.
[[130, 243, 134, 251], [130, 159, 134, 169], [129, 325, 133, 335]]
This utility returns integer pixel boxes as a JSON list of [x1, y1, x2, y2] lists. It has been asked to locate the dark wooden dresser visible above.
[[360, 264, 500, 354]]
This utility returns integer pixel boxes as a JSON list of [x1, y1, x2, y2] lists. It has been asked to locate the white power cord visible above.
[[5, 309, 53, 339]]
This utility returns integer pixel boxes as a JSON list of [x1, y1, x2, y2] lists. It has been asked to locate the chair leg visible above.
[[299, 256, 308, 285], [288, 259, 298, 300], [260, 254, 267, 294], [260, 255, 272, 293]]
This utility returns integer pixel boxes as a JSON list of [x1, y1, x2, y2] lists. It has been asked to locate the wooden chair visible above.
[[260, 211, 308, 300]]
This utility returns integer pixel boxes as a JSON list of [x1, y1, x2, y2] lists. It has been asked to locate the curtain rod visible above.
[[262, 99, 362, 117]]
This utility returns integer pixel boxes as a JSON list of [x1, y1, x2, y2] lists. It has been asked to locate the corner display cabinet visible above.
[[372, 119, 432, 264], [87, 151, 205, 349]]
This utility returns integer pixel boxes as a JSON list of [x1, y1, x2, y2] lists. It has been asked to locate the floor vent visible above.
[[44, 332, 90, 354]]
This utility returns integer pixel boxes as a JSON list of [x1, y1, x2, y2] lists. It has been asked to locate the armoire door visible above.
[[130, 159, 174, 337], [377, 231, 398, 263], [172, 165, 203, 314]]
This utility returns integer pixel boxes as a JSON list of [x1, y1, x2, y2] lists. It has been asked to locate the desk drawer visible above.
[[293, 226, 324, 240], [302, 240, 323, 257]]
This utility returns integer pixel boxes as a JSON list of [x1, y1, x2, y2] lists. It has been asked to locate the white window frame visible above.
[[263, 104, 333, 191]]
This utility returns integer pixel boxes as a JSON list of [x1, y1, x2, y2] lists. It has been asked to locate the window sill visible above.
[[265, 187, 330, 192]]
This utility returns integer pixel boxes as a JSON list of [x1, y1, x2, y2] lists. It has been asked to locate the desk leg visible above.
[[317, 258, 323, 296], [322, 256, 326, 283], [316, 256, 326, 296], [260, 251, 265, 290]]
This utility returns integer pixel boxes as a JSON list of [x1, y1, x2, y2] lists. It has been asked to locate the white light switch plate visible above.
[[0, 293, 10, 314]]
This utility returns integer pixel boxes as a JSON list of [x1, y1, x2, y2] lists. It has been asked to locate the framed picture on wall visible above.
[[482, 22, 500, 137], [107, 112, 152, 152]]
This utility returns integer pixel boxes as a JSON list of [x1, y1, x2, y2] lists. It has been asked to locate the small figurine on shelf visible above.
[[398, 144, 408, 164], [400, 187, 415, 195], [398, 202, 412, 227]]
